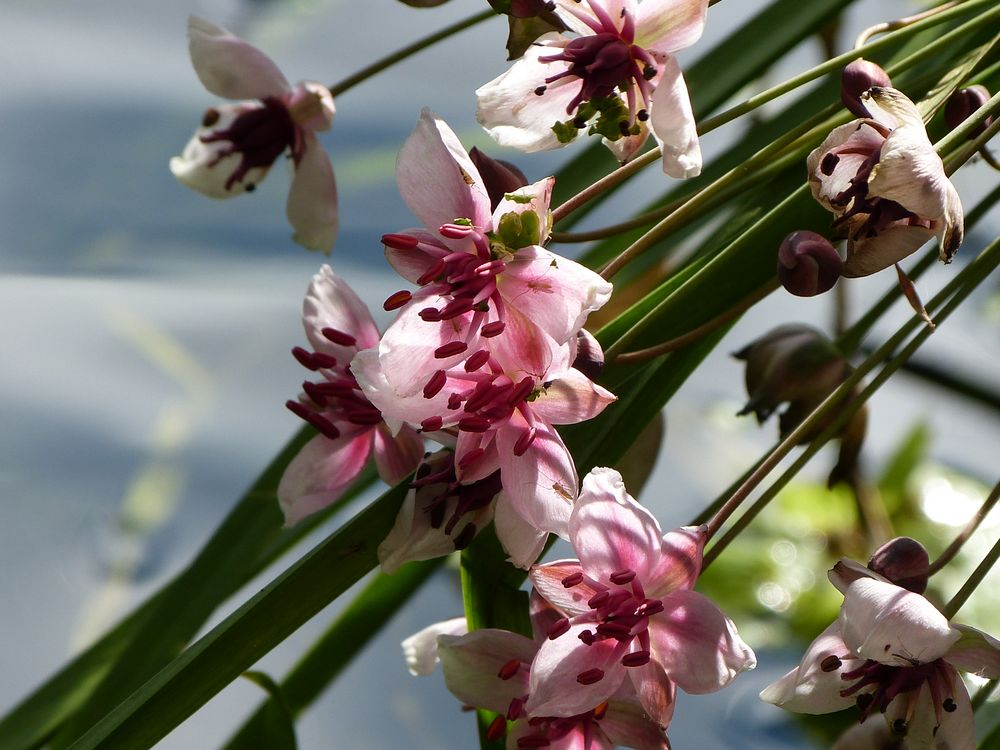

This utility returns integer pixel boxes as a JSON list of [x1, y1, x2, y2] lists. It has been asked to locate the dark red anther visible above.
[[420, 416, 444, 432], [447, 393, 464, 410], [547, 617, 571, 640], [346, 409, 383, 426], [458, 416, 492, 433], [508, 377, 535, 406], [576, 668, 605, 685], [821, 655, 843, 672], [439, 223, 473, 239], [517, 736, 550, 748], [301, 381, 328, 406], [322, 327, 357, 347], [435, 341, 469, 358], [513, 426, 537, 456], [383, 290, 412, 311], [312, 352, 338, 369], [480, 321, 506, 337], [596, 621, 632, 638], [419, 307, 442, 322], [498, 658, 522, 680], [486, 715, 507, 742], [578, 629, 595, 645], [507, 696, 526, 721], [452, 523, 477, 550], [562, 571, 584, 587], [621, 650, 651, 667], [382, 233, 420, 250], [588, 590, 611, 608], [423, 370, 448, 399], [285, 400, 341, 440], [464, 349, 491, 372], [291, 346, 319, 371], [417, 259, 447, 286], [439, 297, 476, 319], [636, 599, 664, 617], [609, 569, 636, 585]]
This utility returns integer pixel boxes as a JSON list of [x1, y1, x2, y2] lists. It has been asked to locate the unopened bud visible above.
[[778, 231, 843, 297], [841, 59, 892, 118], [469, 147, 529, 211], [945, 85, 992, 138], [572, 329, 605, 381], [868, 536, 930, 594]]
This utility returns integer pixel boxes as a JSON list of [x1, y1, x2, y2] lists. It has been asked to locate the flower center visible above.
[[200, 97, 301, 191], [838, 657, 958, 735], [286, 328, 382, 439], [410, 451, 502, 550], [552, 568, 663, 685]]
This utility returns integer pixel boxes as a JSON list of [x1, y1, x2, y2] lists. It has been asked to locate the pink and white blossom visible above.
[[277, 266, 423, 526], [526, 468, 756, 724], [379, 109, 611, 400], [761, 561, 1000, 750], [808, 86, 963, 277], [170, 16, 339, 252], [476, 0, 709, 178]]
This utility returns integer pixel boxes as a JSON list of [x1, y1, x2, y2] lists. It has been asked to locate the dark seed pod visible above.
[[469, 147, 529, 211], [841, 59, 892, 118], [945, 85, 992, 138], [572, 328, 605, 381], [868, 536, 930, 594], [777, 231, 843, 297]]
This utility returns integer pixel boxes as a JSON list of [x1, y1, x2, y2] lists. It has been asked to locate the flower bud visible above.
[[572, 328, 605, 381], [468, 147, 529, 211], [945, 85, 992, 138], [841, 59, 892, 118], [777, 231, 843, 297], [867, 536, 930, 594]]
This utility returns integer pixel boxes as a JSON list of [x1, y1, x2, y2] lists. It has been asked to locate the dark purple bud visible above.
[[469, 147, 529, 211], [867, 536, 930, 594], [777, 231, 843, 297], [572, 328, 605, 381], [945, 85, 992, 138], [841, 59, 892, 118]]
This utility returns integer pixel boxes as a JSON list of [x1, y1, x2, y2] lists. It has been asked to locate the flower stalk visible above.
[[927, 478, 1000, 576]]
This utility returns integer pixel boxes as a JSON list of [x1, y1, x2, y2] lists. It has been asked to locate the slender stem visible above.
[[613, 283, 776, 364], [552, 149, 659, 225], [944, 534, 1000, 619], [327, 9, 496, 97], [854, 1, 960, 49], [972, 680, 998, 711], [981, 147, 1000, 171], [702, 235, 1000, 547], [927, 479, 1000, 575]]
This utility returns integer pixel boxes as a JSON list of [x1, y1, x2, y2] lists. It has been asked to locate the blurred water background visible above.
[[1, 0, 999, 747]]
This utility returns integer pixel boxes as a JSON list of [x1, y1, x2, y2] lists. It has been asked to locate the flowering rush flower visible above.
[[378, 109, 612, 401], [761, 559, 1000, 749], [170, 16, 339, 252], [277, 266, 423, 526], [525, 468, 756, 724], [476, 0, 709, 178], [808, 86, 963, 277]]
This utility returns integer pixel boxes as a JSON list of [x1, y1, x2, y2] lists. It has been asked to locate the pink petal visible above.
[[530, 368, 616, 426], [496, 419, 577, 538], [648, 56, 701, 179], [383, 228, 447, 284], [497, 245, 613, 346], [476, 35, 579, 153], [186, 16, 290, 101], [649, 589, 756, 695], [806, 121, 884, 212], [759, 621, 862, 714], [401, 617, 468, 675], [492, 177, 555, 243], [602, 125, 650, 164], [487, 304, 571, 385], [569, 467, 664, 584], [839, 578, 960, 666], [372, 423, 424, 486], [529, 561, 603, 618], [644, 526, 706, 598], [285, 82, 335, 132], [507, 720, 614, 750], [351, 349, 446, 434], [287, 135, 339, 253], [601, 698, 672, 749], [634, 0, 708, 53], [945, 624, 1000, 679], [494, 493, 548, 569], [527, 623, 627, 717], [626, 658, 676, 727], [276, 432, 372, 526], [455, 430, 502, 484], [303, 265, 380, 358], [553, 0, 626, 35], [843, 222, 935, 278], [439, 629, 537, 714], [396, 109, 492, 233], [826, 558, 882, 594]]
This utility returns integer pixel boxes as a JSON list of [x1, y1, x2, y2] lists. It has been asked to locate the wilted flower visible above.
[[777, 230, 844, 297], [170, 16, 339, 252], [476, 0, 710, 178], [761, 560, 1000, 750], [526, 468, 755, 724], [841, 59, 892, 119], [277, 266, 423, 526], [945, 85, 993, 138], [808, 86, 964, 277]]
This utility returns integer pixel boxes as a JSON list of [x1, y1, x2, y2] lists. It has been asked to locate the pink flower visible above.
[[476, 0, 709, 178], [170, 16, 339, 252], [378, 109, 611, 402], [277, 266, 423, 526], [808, 86, 963, 277], [354, 347, 615, 568], [760, 561, 1000, 749], [526, 468, 756, 724]]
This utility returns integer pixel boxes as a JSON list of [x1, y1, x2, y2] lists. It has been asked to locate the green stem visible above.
[[327, 9, 496, 98], [854, 0, 961, 49], [944, 533, 1000, 618], [927, 478, 1000, 575], [972, 680, 998, 710]]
